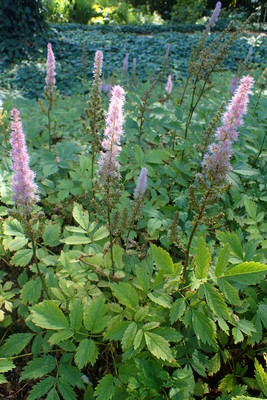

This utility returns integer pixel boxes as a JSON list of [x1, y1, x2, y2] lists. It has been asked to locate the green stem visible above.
[[31, 237, 51, 299], [253, 129, 267, 166], [179, 76, 190, 106], [182, 190, 210, 281], [107, 205, 114, 273], [48, 105, 52, 151], [91, 147, 95, 195]]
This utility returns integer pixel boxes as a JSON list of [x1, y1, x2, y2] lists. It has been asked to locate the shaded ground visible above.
[[0, 24, 266, 100]]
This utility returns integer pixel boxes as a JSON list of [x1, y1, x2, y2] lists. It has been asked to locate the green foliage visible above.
[[0, 10, 266, 400], [172, 0, 207, 23]]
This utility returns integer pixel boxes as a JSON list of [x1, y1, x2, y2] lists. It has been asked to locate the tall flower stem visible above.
[[253, 130, 267, 166], [26, 216, 50, 299], [107, 203, 114, 272], [31, 236, 51, 300], [182, 190, 210, 281], [48, 102, 52, 151]]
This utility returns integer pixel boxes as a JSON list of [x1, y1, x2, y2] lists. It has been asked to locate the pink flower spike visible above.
[[45, 43, 56, 94], [134, 168, 147, 199], [98, 85, 125, 184], [165, 75, 173, 95], [10, 109, 39, 212], [94, 50, 103, 79], [202, 76, 254, 186], [207, 1, 221, 30]]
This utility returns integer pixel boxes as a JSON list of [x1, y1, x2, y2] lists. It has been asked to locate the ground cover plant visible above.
[[0, 2, 267, 399]]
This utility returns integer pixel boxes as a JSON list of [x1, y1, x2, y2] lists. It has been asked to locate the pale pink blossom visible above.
[[207, 2, 221, 30], [93, 50, 103, 80], [10, 109, 39, 211], [98, 85, 125, 184], [165, 74, 173, 95], [134, 168, 147, 199], [45, 43, 56, 94], [201, 76, 254, 185]]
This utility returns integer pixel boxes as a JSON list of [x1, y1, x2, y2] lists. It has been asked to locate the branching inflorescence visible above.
[[10, 109, 39, 213], [200, 76, 254, 187]]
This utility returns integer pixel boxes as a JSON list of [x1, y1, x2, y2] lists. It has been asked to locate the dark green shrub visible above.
[[171, 0, 207, 24], [0, 0, 46, 59]]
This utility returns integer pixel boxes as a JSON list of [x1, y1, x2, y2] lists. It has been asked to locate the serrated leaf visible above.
[[104, 320, 129, 341], [151, 244, 174, 273], [27, 376, 55, 400], [0, 358, 15, 373], [208, 353, 221, 376], [218, 374, 235, 393], [31, 301, 69, 330], [217, 278, 241, 306], [20, 355, 56, 381], [11, 249, 33, 267], [121, 322, 137, 350], [148, 290, 172, 309], [204, 284, 229, 320], [46, 388, 60, 400], [113, 244, 124, 270], [61, 236, 91, 245], [144, 331, 173, 362], [42, 223, 60, 247], [0, 333, 33, 357], [73, 202, 89, 230], [215, 244, 230, 277], [95, 374, 115, 400], [224, 261, 267, 284], [244, 197, 257, 219], [57, 377, 77, 400], [75, 339, 98, 369], [135, 265, 150, 293], [21, 277, 42, 304], [7, 236, 28, 251], [84, 297, 109, 333], [169, 298, 186, 324], [258, 304, 267, 329], [192, 311, 217, 348], [0, 374, 8, 384], [70, 300, 83, 331], [194, 236, 211, 279], [110, 282, 139, 310], [237, 319, 256, 336], [228, 233, 243, 260], [232, 327, 244, 344], [49, 330, 74, 346], [93, 226, 109, 241], [133, 329, 144, 350], [3, 219, 24, 236], [254, 359, 267, 397]]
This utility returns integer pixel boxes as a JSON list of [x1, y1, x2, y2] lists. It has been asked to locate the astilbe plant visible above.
[[179, 2, 254, 144], [9, 108, 50, 298], [83, 50, 105, 192], [183, 76, 254, 279], [96, 85, 125, 270], [39, 43, 57, 150]]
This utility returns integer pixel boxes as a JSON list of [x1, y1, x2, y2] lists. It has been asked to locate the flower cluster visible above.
[[134, 168, 147, 199], [165, 75, 172, 95], [93, 50, 103, 81], [207, 1, 221, 30], [201, 76, 254, 186], [10, 109, 39, 212], [98, 85, 125, 185], [45, 43, 56, 96]]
